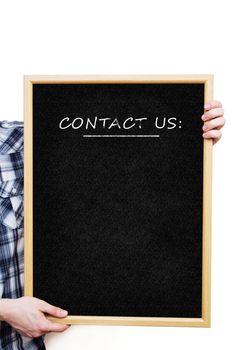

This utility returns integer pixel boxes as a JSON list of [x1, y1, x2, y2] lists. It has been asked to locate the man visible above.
[[0, 100, 225, 349], [0, 121, 69, 349]]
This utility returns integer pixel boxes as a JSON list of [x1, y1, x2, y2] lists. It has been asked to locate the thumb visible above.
[[39, 301, 68, 318]]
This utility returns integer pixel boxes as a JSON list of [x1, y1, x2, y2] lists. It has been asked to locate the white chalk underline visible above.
[[83, 135, 160, 138]]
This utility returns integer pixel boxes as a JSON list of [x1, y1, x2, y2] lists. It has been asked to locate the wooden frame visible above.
[[24, 75, 213, 327]]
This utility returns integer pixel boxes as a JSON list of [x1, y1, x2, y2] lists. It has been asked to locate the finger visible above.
[[39, 300, 68, 318], [201, 107, 224, 121], [47, 321, 70, 333], [203, 129, 222, 141], [204, 100, 222, 110], [202, 116, 226, 132]]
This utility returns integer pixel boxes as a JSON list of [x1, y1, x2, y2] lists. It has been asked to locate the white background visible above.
[[0, 1, 232, 349]]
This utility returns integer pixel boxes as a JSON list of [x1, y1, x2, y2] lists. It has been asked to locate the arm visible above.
[[202, 100, 225, 144], [0, 296, 70, 338]]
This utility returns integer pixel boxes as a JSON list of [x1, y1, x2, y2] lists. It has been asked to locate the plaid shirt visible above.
[[0, 121, 45, 349]]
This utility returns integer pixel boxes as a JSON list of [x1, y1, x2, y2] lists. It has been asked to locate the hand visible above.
[[202, 100, 225, 144], [0, 297, 70, 338]]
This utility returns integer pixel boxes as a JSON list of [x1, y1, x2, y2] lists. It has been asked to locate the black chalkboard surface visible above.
[[24, 75, 213, 327]]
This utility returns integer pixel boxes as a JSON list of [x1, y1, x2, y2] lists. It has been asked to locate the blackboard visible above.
[[24, 75, 213, 327]]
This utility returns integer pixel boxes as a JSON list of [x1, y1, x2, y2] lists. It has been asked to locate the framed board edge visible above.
[[24, 74, 213, 327]]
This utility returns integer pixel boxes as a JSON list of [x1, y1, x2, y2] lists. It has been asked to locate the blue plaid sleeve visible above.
[[0, 121, 45, 350]]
